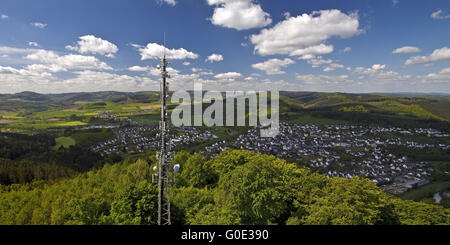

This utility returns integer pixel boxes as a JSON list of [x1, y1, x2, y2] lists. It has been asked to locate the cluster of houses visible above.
[[86, 116, 448, 195], [205, 122, 448, 194], [90, 126, 217, 156]]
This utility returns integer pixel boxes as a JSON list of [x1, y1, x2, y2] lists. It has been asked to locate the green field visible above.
[[53, 136, 76, 150], [1, 91, 449, 134]]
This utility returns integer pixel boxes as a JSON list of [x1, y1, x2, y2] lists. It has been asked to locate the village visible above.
[[90, 125, 217, 156], [89, 121, 449, 195], [204, 122, 449, 195]]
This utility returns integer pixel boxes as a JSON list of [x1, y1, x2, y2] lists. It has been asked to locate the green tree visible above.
[[289, 177, 400, 225], [171, 186, 214, 224], [177, 154, 217, 188], [109, 182, 158, 225], [212, 153, 305, 225]]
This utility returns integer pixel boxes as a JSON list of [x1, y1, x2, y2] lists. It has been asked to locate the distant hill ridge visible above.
[[0, 91, 449, 122]]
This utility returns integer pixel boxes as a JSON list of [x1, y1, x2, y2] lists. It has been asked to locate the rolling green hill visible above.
[[1, 91, 449, 133]]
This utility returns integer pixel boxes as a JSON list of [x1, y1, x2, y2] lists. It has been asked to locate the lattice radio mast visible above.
[[156, 33, 173, 225]]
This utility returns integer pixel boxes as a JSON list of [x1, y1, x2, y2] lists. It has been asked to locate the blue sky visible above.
[[0, 0, 449, 93]]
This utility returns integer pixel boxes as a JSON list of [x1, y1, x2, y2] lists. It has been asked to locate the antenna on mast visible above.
[[163, 32, 166, 59]]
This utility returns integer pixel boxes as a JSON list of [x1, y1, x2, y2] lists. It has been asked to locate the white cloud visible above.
[[0, 46, 37, 55], [157, 0, 176, 6], [289, 44, 334, 59], [214, 72, 242, 80], [252, 58, 295, 75], [393, 46, 421, 54], [206, 53, 224, 63], [371, 64, 386, 70], [424, 68, 450, 82], [296, 74, 352, 85], [128, 66, 150, 72], [392, 0, 399, 7], [350, 64, 412, 86], [323, 63, 345, 72], [350, 64, 394, 77], [27, 42, 40, 47], [343, 47, 351, 53], [1, 14, 8, 19], [0, 65, 158, 93], [296, 63, 422, 93], [431, 9, 450, 20], [0, 65, 56, 93], [66, 35, 118, 58], [62, 71, 158, 92], [25, 49, 112, 72], [31, 22, 47, 29], [133, 43, 198, 60], [183, 61, 191, 66], [250, 9, 360, 57], [306, 57, 333, 68], [207, 0, 272, 30], [405, 46, 450, 66]]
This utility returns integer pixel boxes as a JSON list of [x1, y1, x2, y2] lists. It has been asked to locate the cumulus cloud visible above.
[[0, 65, 56, 93], [301, 55, 344, 72], [296, 63, 421, 93], [214, 72, 242, 80], [156, 0, 176, 6], [405, 46, 450, 65], [371, 64, 387, 70], [343, 47, 351, 53], [425, 68, 450, 82], [183, 61, 191, 66], [250, 9, 360, 57], [349, 65, 398, 78], [31, 22, 47, 29], [128, 66, 150, 72], [206, 53, 224, 63], [431, 9, 450, 20], [350, 64, 412, 86], [133, 43, 198, 60], [296, 74, 352, 84], [60, 71, 159, 92], [323, 63, 345, 72], [306, 57, 333, 68], [207, 0, 272, 30], [0, 46, 37, 55], [66, 35, 118, 58], [24, 49, 112, 72], [1, 14, 8, 19], [0, 65, 159, 94], [393, 46, 421, 54], [289, 44, 334, 59], [252, 58, 295, 75]]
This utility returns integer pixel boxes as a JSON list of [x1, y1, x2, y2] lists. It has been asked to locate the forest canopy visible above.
[[0, 150, 448, 225]]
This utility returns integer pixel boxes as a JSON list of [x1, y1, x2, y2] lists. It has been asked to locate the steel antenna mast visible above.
[[157, 33, 172, 225]]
